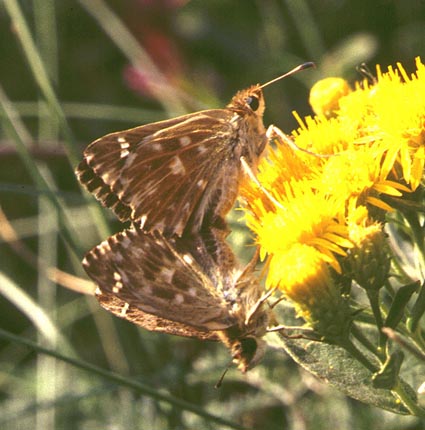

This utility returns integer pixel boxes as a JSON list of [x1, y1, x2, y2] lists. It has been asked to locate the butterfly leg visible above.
[[267, 323, 320, 340], [240, 156, 283, 210], [244, 287, 277, 326], [267, 124, 334, 158]]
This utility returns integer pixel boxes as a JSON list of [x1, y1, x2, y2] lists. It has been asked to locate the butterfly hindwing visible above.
[[83, 227, 238, 332], [95, 290, 219, 340]]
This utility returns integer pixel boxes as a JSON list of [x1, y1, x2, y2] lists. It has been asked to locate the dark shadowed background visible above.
[[1, 1, 424, 429]]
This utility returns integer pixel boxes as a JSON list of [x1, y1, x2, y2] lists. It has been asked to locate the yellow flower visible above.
[[240, 57, 425, 323], [291, 113, 357, 155], [345, 206, 390, 291], [269, 244, 352, 340], [315, 146, 406, 212], [302, 57, 425, 190], [338, 57, 425, 190], [244, 183, 352, 274], [309, 77, 351, 117]]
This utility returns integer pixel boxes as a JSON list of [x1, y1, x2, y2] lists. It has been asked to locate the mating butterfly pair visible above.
[[77, 63, 314, 372]]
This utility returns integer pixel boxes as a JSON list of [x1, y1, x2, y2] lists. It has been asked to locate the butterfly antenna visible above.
[[259, 62, 315, 89], [214, 363, 232, 389]]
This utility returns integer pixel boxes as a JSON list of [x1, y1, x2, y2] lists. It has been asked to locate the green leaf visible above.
[[407, 281, 425, 332], [267, 304, 417, 415], [385, 282, 419, 329]]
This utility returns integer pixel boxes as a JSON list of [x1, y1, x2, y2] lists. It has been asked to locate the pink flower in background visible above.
[[121, 0, 189, 98]]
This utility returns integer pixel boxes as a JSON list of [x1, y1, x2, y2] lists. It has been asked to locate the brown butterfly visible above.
[[83, 225, 271, 373], [76, 63, 314, 236]]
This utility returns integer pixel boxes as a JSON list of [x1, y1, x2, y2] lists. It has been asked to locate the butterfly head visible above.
[[230, 334, 267, 373], [228, 85, 266, 119], [220, 297, 270, 373], [218, 322, 268, 373]]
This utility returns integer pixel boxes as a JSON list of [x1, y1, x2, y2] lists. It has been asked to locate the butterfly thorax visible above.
[[227, 85, 268, 167], [219, 264, 270, 372]]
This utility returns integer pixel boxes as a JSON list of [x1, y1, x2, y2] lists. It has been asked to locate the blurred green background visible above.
[[1, 1, 425, 429]]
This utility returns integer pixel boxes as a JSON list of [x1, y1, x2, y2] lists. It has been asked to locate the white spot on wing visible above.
[[98, 240, 111, 255], [139, 214, 147, 229], [188, 287, 197, 297], [183, 254, 193, 265], [120, 236, 131, 249], [197, 179, 207, 188], [197, 144, 207, 154], [174, 219, 185, 234], [113, 272, 122, 281], [118, 136, 130, 158], [179, 136, 191, 146], [120, 302, 130, 316], [230, 113, 240, 123], [120, 149, 130, 158], [169, 156, 186, 175], [174, 293, 184, 304], [143, 285, 153, 295], [151, 143, 162, 151], [124, 152, 137, 167], [160, 267, 175, 283], [114, 252, 124, 262]]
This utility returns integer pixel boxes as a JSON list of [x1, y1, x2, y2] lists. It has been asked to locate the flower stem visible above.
[[351, 323, 385, 361], [392, 380, 425, 417], [367, 290, 387, 349], [340, 337, 379, 373]]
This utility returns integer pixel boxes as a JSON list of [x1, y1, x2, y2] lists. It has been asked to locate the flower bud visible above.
[[269, 244, 352, 341], [309, 77, 351, 117]]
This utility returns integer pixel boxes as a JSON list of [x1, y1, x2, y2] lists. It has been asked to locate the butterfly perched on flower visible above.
[[83, 225, 271, 372], [76, 63, 314, 236]]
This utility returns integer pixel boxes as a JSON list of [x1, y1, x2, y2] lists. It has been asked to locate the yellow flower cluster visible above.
[[241, 57, 425, 333]]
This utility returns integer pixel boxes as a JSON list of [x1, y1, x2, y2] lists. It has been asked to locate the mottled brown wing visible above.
[[76, 109, 240, 236], [95, 290, 219, 340], [83, 227, 237, 332]]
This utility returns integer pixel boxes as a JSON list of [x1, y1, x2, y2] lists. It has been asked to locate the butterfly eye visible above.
[[246, 95, 260, 111]]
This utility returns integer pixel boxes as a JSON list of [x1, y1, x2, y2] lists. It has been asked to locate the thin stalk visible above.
[[0, 328, 252, 430], [3, 0, 110, 240], [351, 323, 386, 361], [366, 290, 387, 350], [0, 85, 82, 256], [77, 0, 187, 116]]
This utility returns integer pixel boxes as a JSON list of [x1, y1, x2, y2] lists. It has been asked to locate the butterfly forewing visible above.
[[76, 87, 267, 236]]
